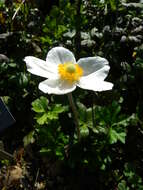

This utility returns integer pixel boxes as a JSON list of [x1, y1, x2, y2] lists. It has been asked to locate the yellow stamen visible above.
[[58, 62, 83, 83]]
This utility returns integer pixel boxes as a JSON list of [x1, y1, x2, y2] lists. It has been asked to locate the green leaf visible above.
[[56, 149, 63, 157], [77, 102, 92, 123], [118, 180, 129, 190], [108, 128, 118, 144], [51, 104, 68, 114], [112, 114, 138, 128], [33, 102, 68, 125], [47, 111, 58, 120], [46, 104, 68, 121], [108, 128, 126, 144], [19, 73, 28, 87], [109, 0, 116, 11], [32, 96, 49, 113], [40, 147, 51, 155], [8, 63, 17, 68], [117, 132, 126, 144], [80, 125, 89, 137], [36, 113, 48, 125], [23, 131, 35, 147]]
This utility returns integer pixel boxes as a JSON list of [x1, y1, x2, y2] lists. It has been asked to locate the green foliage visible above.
[[32, 96, 68, 125], [77, 100, 138, 145], [1, 0, 143, 189], [108, 127, 126, 144], [32, 96, 49, 113], [117, 163, 143, 190], [0, 159, 10, 167], [40, 0, 76, 50], [123, 163, 143, 189], [118, 180, 130, 190], [109, 0, 117, 11], [28, 96, 69, 160]]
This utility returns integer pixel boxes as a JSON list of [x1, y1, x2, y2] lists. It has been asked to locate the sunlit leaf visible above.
[[32, 96, 49, 113]]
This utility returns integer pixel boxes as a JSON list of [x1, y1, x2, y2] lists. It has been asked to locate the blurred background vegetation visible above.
[[0, 0, 143, 189]]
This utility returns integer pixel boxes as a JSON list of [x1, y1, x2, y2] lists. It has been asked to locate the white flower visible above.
[[24, 47, 113, 95]]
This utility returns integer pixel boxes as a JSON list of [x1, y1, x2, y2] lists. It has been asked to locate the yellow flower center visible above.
[[58, 62, 83, 83]]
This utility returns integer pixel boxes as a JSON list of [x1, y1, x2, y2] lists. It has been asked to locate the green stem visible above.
[[67, 93, 80, 140]]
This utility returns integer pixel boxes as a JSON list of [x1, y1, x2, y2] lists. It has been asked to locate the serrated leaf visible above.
[[112, 114, 138, 128], [32, 96, 49, 113], [108, 128, 126, 144], [46, 104, 68, 121], [108, 128, 118, 144], [36, 113, 48, 125], [47, 111, 58, 120], [52, 104, 68, 114]]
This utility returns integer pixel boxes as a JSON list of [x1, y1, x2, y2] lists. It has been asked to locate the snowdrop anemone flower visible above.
[[24, 47, 113, 95]]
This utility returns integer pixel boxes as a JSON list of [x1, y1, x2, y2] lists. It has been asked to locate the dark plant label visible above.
[[0, 98, 15, 132]]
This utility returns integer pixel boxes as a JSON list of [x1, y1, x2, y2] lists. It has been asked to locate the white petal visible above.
[[77, 56, 110, 77], [46, 47, 76, 65], [90, 65, 110, 80], [78, 74, 113, 92], [39, 78, 76, 95], [24, 56, 57, 78]]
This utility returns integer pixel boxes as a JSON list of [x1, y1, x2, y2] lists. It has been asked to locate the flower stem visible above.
[[67, 93, 80, 140]]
